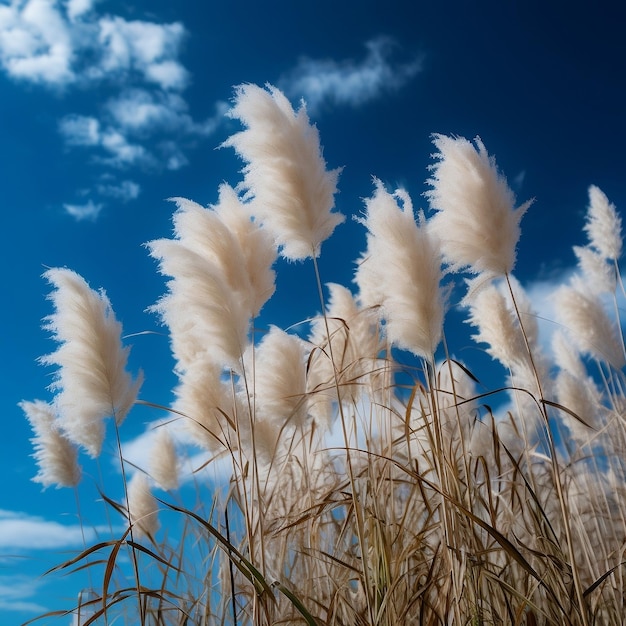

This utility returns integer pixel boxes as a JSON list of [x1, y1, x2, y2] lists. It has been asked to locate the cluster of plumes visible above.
[[426, 134, 532, 295], [21, 268, 142, 489], [22, 83, 626, 623], [223, 83, 344, 261]]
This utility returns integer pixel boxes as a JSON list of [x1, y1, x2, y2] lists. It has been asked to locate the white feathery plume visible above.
[[465, 281, 527, 371], [551, 329, 587, 382], [355, 179, 444, 358], [212, 184, 277, 316], [435, 360, 478, 443], [169, 185, 277, 317], [553, 277, 625, 370], [173, 358, 232, 453], [555, 370, 603, 445], [248, 326, 309, 430], [223, 83, 344, 260], [573, 245, 616, 296], [426, 134, 532, 288], [307, 283, 384, 425], [149, 428, 179, 491], [585, 185, 622, 261], [169, 196, 253, 306], [41, 268, 142, 458], [20, 399, 81, 489], [148, 240, 250, 371], [126, 473, 159, 539]]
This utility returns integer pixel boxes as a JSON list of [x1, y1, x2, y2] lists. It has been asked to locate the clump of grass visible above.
[[22, 84, 626, 626]]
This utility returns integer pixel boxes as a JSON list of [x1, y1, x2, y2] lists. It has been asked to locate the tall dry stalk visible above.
[[21, 84, 626, 626]]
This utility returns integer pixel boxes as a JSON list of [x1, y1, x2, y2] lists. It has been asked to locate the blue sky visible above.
[[1, 0, 625, 622]]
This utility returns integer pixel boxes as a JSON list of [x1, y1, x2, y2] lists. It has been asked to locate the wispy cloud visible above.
[[0, 1, 226, 220], [96, 178, 140, 202], [280, 36, 422, 114], [0, 509, 110, 549], [0, 0, 187, 90], [0, 575, 47, 614], [62, 199, 103, 221]]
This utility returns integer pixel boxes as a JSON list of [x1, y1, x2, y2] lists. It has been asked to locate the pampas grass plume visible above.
[[355, 179, 444, 358], [148, 240, 250, 371], [173, 357, 231, 452], [223, 83, 344, 260], [585, 185, 622, 261], [250, 326, 308, 430], [169, 185, 277, 317], [149, 428, 179, 491], [554, 278, 625, 369], [20, 399, 81, 488], [127, 473, 159, 540], [466, 281, 527, 370], [426, 134, 532, 282], [41, 268, 142, 458]]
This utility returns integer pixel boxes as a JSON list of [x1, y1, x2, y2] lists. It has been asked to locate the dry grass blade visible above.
[[159, 498, 276, 602], [272, 580, 320, 626]]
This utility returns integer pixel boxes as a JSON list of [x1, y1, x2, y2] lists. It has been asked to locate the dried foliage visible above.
[[22, 84, 626, 626]]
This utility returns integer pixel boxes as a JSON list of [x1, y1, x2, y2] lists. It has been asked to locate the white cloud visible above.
[[99, 128, 151, 167], [96, 178, 140, 201], [0, 1, 188, 90], [63, 199, 103, 220], [59, 114, 100, 145], [95, 16, 188, 91], [0, 575, 47, 614], [0, 0, 74, 85], [513, 170, 526, 189], [106, 88, 194, 134], [280, 36, 422, 113], [66, 0, 98, 23], [0, 509, 109, 549], [0, 3, 223, 218]]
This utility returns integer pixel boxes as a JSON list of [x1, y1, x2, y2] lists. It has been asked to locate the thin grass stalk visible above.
[[424, 357, 464, 625], [224, 507, 238, 626], [504, 273, 589, 626], [73, 486, 97, 599], [227, 365, 267, 626], [112, 420, 146, 625], [311, 252, 376, 625]]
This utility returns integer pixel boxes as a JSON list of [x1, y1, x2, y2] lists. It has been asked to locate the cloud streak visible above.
[[280, 37, 422, 114], [0, 576, 47, 614], [0, 0, 187, 90], [0, 1, 225, 220], [0, 509, 112, 549]]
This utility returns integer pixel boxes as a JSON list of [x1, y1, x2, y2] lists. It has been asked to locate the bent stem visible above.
[[311, 252, 375, 623], [505, 272, 588, 626], [112, 418, 145, 625]]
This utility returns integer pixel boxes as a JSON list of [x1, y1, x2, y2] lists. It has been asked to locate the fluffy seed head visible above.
[[149, 428, 179, 491], [41, 268, 142, 458], [355, 179, 444, 358], [426, 134, 531, 280], [127, 473, 159, 539], [466, 281, 527, 370], [585, 185, 622, 261], [223, 83, 344, 260], [249, 326, 309, 429], [21, 399, 81, 489], [148, 240, 250, 371], [553, 279, 625, 369]]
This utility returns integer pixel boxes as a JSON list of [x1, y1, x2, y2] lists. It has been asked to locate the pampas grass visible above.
[[223, 83, 344, 260], [21, 84, 626, 626], [355, 179, 444, 359], [20, 399, 81, 488], [426, 134, 532, 294], [40, 267, 142, 457]]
